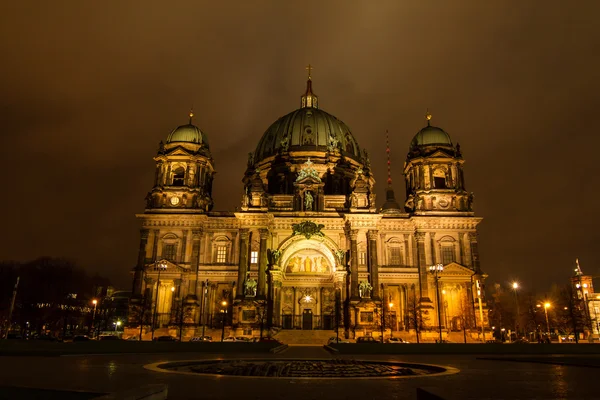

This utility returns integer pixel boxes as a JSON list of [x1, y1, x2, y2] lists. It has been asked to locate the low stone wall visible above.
[[94, 384, 167, 400], [0, 340, 281, 356], [330, 342, 600, 355]]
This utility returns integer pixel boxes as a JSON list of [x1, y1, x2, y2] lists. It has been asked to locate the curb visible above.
[[270, 344, 288, 353]]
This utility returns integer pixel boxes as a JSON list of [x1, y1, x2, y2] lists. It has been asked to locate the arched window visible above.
[[386, 237, 404, 266], [172, 167, 185, 186], [433, 168, 447, 189], [438, 235, 456, 264]]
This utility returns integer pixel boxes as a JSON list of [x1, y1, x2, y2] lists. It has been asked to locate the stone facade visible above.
[[127, 79, 487, 339]]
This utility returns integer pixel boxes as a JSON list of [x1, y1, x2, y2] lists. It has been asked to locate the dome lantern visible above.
[[300, 64, 318, 109]]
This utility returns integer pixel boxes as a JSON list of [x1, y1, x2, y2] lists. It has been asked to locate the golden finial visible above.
[[189, 108, 194, 124], [425, 109, 432, 126], [305, 64, 314, 80]]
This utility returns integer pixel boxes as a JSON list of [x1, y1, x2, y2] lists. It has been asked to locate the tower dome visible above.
[[166, 112, 209, 147], [410, 113, 452, 148]]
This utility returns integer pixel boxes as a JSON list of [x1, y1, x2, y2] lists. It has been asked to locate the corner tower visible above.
[[403, 112, 473, 215], [145, 112, 215, 213]]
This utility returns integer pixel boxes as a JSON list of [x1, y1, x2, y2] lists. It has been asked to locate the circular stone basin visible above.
[[152, 359, 453, 378]]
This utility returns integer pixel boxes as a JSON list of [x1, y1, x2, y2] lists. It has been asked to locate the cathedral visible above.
[[127, 72, 487, 340]]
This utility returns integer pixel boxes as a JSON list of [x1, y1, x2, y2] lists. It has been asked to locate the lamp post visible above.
[[220, 300, 228, 342], [151, 260, 168, 341], [114, 320, 121, 332], [91, 299, 98, 339], [201, 279, 209, 338], [388, 302, 394, 338], [475, 279, 486, 342], [512, 282, 520, 338], [543, 302, 551, 334], [429, 263, 444, 343]]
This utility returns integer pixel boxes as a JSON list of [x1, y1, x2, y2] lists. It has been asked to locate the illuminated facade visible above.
[[127, 75, 486, 339]]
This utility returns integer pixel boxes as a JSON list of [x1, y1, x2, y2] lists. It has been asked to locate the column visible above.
[[151, 229, 159, 260], [236, 229, 249, 298], [430, 232, 438, 265], [180, 230, 188, 264], [469, 232, 481, 273], [132, 229, 149, 295], [367, 230, 380, 299], [349, 230, 359, 299], [257, 229, 268, 298], [415, 232, 431, 301]]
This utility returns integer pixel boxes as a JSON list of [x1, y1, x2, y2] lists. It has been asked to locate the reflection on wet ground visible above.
[[0, 347, 598, 399]]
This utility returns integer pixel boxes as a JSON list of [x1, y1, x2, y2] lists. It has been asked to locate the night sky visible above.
[[1, 1, 598, 291]]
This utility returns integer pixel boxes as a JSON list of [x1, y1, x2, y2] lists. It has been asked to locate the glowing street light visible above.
[[114, 320, 121, 332], [511, 282, 520, 337], [429, 263, 444, 343], [220, 300, 228, 342], [91, 299, 98, 339]]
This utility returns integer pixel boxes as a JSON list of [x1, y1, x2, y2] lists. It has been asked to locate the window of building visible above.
[[434, 176, 447, 189], [163, 244, 177, 262], [441, 245, 455, 265], [360, 312, 374, 323], [216, 246, 227, 263], [250, 251, 258, 264], [389, 247, 402, 265], [172, 167, 185, 186], [359, 251, 367, 265], [242, 310, 256, 321]]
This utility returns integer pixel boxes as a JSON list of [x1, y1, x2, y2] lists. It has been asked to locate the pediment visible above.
[[296, 175, 322, 185], [441, 262, 474, 276], [166, 147, 193, 156], [428, 150, 454, 159], [152, 259, 191, 272]]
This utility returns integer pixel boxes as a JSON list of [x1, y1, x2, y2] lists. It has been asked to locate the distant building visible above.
[[572, 259, 600, 337], [127, 73, 487, 339]]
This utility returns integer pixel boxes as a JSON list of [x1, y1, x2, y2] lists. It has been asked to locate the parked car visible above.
[[190, 336, 213, 342], [99, 335, 121, 341], [34, 335, 58, 342], [386, 337, 408, 344], [356, 336, 378, 343], [512, 338, 530, 344], [327, 336, 349, 344], [223, 336, 237, 342], [155, 336, 178, 342], [235, 336, 251, 342], [73, 335, 90, 342], [6, 333, 24, 340]]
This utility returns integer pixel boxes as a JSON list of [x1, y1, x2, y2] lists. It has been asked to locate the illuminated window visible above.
[[163, 244, 177, 262], [441, 246, 455, 265], [250, 251, 258, 264], [216, 246, 227, 263], [359, 252, 367, 265], [389, 247, 402, 265], [360, 312, 374, 323]]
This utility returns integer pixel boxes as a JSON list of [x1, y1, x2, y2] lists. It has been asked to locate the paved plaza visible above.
[[0, 345, 599, 399]]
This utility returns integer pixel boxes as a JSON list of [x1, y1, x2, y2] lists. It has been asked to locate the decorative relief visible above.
[[292, 221, 325, 239]]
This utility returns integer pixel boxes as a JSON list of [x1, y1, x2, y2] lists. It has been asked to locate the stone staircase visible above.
[[274, 330, 336, 345]]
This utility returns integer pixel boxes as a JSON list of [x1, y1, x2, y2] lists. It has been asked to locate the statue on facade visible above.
[[267, 249, 281, 266], [467, 192, 474, 211], [296, 158, 321, 182], [327, 132, 339, 153], [358, 281, 373, 298], [244, 275, 257, 297], [247, 152, 254, 167], [280, 135, 290, 152], [304, 191, 314, 211]]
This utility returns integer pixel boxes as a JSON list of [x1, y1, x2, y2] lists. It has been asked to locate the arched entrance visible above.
[[275, 235, 344, 330]]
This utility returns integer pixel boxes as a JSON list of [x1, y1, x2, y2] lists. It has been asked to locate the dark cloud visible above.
[[1, 1, 598, 290]]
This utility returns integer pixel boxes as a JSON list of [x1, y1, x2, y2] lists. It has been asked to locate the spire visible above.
[[188, 108, 194, 125], [301, 64, 318, 109], [574, 258, 583, 276], [386, 130, 392, 186], [381, 130, 402, 214], [425, 109, 432, 126]]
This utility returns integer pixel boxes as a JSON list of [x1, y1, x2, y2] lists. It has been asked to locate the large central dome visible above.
[[253, 79, 362, 163]]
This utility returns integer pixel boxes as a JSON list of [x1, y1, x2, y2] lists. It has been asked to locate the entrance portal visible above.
[[282, 314, 293, 329], [302, 309, 313, 330]]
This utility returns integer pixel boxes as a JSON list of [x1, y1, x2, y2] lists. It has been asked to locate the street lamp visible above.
[[151, 260, 168, 341], [543, 302, 551, 334], [220, 300, 228, 342], [91, 299, 98, 339], [388, 302, 394, 338], [429, 263, 444, 343], [511, 282, 520, 338], [114, 320, 121, 332]]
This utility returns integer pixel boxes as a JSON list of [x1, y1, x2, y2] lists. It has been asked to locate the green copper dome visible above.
[[410, 125, 452, 147], [165, 112, 209, 146]]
